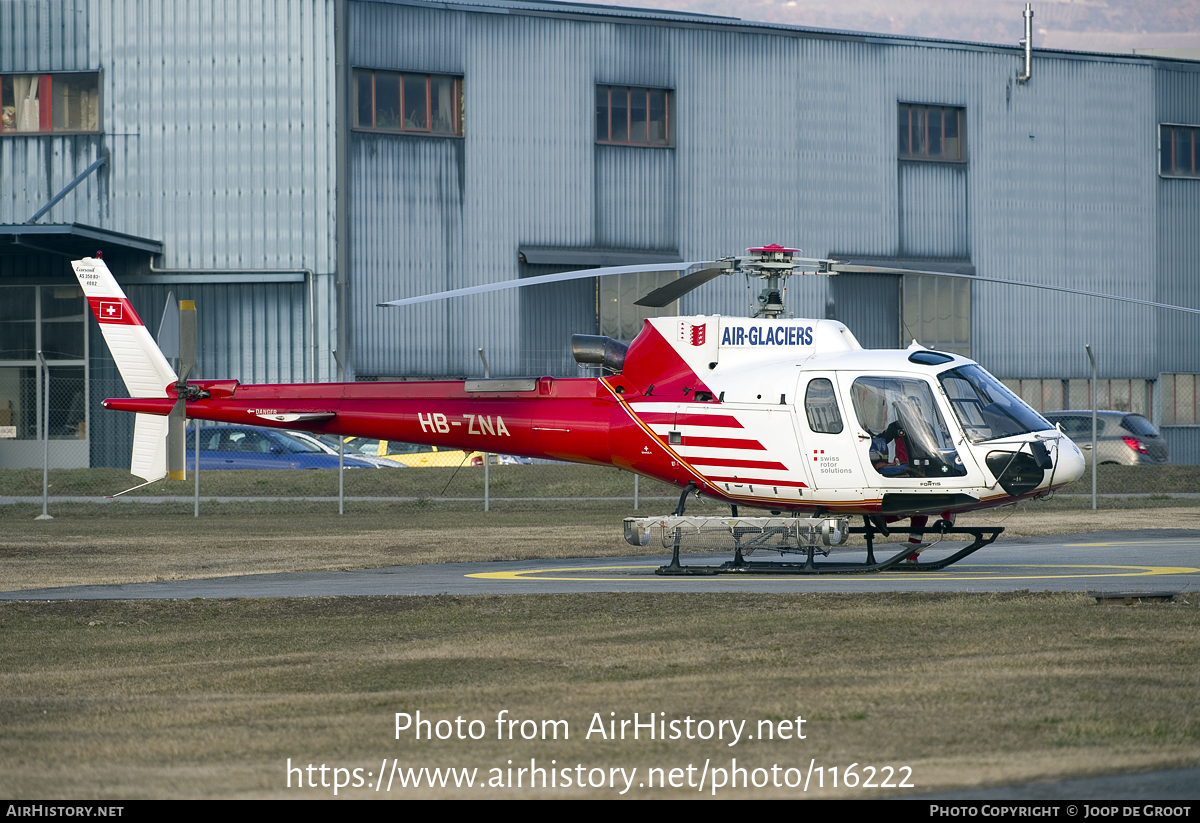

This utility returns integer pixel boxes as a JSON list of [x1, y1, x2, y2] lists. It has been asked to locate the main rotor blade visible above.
[[830, 262, 1200, 316], [378, 261, 712, 308], [634, 265, 729, 308]]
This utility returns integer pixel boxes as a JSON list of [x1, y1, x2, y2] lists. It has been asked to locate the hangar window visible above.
[[1160, 124, 1199, 178], [352, 69, 463, 136], [596, 86, 671, 147], [1000, 378, 1156, 419], [598, 270, 679, 342], [1161, 374, 1198, 425], [1, 73, 100, 134], [900, 273, 970, 357], [898, 104, 964, 162], [0, 285, 88, 443]]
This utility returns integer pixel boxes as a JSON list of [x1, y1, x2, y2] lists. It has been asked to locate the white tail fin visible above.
[[72, 257, 177, 481]]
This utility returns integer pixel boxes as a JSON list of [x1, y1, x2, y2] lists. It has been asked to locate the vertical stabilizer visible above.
[[72, 257, 177, 481], [131, 413, 170, 481]]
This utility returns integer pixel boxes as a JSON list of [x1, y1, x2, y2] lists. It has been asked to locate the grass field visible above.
[[1, 467, 1197, 799], [2, 501, 1198, 591], [2, 592, 1198, 799], [2, 462, 1196, 501]]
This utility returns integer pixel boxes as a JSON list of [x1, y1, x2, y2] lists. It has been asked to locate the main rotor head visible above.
[[739, 244, 803, 318]]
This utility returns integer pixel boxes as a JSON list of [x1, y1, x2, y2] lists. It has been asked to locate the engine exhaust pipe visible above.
[[571, 335, 628, 373]]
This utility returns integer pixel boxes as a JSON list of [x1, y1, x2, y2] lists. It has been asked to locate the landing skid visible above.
[[651, 520, 1004, 577]]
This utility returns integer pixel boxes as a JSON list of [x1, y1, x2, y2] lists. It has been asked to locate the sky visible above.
[[568, 0, 1200, 53]]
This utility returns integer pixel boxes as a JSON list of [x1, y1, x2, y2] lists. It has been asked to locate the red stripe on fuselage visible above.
[[660, 435, 766, 450], [681, 456, 791, 471], [706, 475, 809, 488], [635, 412, 743, 428]]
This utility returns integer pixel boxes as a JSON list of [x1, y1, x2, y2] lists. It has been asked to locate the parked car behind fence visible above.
[[1043, 410, 1169, 467], [185, 426, 381, 470], [315, 435, 530, 468]]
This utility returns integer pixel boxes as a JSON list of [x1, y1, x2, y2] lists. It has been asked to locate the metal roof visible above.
[[358, 0, 1200, 67], [0, 223, 164, 258]]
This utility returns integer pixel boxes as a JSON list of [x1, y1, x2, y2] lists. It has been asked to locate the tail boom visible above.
[[123, 376, 621, 466]]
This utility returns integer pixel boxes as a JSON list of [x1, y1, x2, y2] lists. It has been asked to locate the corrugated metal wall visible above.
[[899, 163, 968, 258], [346, 3, 1190, 388], [122, 281, 309, 384], [595, 145, 676, 249], [3, 0, 337, 272], [1155, 67, 1200, 379], [2, 0, 338, 384], [7, 0, 1194, 411], [1163, 427, 1200, 465], [970, 56, 1159, 380]]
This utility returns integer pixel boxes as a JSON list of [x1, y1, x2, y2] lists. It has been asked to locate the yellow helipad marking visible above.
[[470, 564, 659, 581], [1066, 539, 1197, 547], [468, 563, 1199, 582]]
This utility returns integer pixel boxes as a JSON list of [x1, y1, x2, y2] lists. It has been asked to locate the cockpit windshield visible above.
[[938, 365, 1052, 443]]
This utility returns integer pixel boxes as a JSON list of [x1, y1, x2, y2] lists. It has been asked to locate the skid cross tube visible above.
[[654, 525, 1003, 576]]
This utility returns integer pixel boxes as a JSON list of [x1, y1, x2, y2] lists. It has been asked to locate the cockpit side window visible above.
[[850, 376, 965, 478], [804, 378, 843, 434], [939, 365, 1051, 443]]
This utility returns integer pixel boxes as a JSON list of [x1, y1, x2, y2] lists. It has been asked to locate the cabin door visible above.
[[796, 373, 863, 489]]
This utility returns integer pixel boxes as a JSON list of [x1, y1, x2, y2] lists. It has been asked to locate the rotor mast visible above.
[[740, 244, 802, 318]]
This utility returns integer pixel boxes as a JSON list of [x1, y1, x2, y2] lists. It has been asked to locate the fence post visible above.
[[193, 418, 201, 517], [338, 437, 345, 515], [478, 347, 490, 513], [633, 474, 639, 510], [35, 352, 52, 521], [1085, 344, 1097, 510]]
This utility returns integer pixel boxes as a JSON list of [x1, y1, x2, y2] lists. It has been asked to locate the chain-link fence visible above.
[[1, 446, 1195, 522], [1, 362, 1195, 521]]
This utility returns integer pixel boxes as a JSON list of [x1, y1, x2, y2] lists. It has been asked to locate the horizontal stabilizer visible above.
[[102, 397, 178, 415]]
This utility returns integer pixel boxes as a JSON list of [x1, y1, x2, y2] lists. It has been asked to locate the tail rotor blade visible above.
[[178, 299, 196, 383], [167, 299, 196, 480], [166, 400, 186, 480]]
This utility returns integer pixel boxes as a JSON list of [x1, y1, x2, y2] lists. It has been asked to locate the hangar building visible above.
[[2, 0, 1198, 468]]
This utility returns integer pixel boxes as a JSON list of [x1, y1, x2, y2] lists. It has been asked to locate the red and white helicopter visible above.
[[76, 245, 1175, 574]]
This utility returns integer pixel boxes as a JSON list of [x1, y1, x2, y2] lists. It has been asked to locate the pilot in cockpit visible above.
[[869, 398, 920, 477]]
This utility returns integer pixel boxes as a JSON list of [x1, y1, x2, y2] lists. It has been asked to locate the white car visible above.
[[286, 430, 405, 468]]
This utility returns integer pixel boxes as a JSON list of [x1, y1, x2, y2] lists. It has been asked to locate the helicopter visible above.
[[76, 245, 1170, 575]]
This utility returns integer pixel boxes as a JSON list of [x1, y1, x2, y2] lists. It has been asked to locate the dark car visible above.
[[184, 426, 380, 470], [1043, 410, 1169, 467]]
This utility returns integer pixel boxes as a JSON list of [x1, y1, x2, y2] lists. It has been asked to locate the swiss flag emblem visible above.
[[99, 301, 123, 322]]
